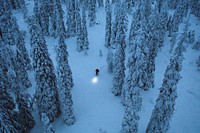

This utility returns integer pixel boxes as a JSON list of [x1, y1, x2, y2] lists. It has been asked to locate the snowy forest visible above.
[[0, 0, 200, 133]]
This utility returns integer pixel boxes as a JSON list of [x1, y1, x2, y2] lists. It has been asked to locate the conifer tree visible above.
[[128, 6, 142, 47], [13, 91, 35, 133], [82, 7, 89, 51], [0, 89, 18, 133], [15, 50, 32, 88], [146, 32, 186, 133], [16, 31, 32, 70], [56, 37, 75, 125], [66, 0, 76, 37], [88, 0, 96, 26], [112, 4, 127, 95], [110, 0, 122, 48], [75, 2, 83, 52], [170, 4, 185, 33], [28, 17, 60, 122], [105, 0, 112, 48], [121, 32, 143, 132]]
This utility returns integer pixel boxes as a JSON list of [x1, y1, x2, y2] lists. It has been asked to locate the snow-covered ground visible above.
[[14, 1, 200, 133]]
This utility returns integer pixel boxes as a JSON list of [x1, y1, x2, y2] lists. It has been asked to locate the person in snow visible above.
[[95, 69, 99, 76]]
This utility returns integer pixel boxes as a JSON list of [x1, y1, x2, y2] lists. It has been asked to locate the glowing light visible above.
[[92, 76, 98, 84]]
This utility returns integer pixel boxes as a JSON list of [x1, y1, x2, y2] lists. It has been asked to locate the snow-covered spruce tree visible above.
[[75, 2, 84, 52], [55, 0, 67, 39], [5, 0, 26, 10], [66, 0, 76, 37], [120, 87, 142, 133], [0, 9, 31, 70], [0, 89, 19, 133], [41, 113, 55, 133], [141, 10, 168, 90], [34, 0, 50, 36], [88, 0, 96, 26], [105, 0, 112, 48], [0, 9, 19, 46], [146, 37, 186, 133], [15, 50, 32, 88], [128, 6, 143, 47], [120, 38, 143, 133], [106, 47, 114, 73], [81, 7, 89, 51], [170, 3, 185, 33], [13, 91, 35, 133], [0, 44, 35, 133], [16, 31, 32, 70], [112, 4, 127, 96], [56, 37, 76, 125], [28, 17, 60, 122], [110, 0, 122, 49]]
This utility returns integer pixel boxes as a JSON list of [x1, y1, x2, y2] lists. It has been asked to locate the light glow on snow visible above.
[[92, 76, 98, 84]]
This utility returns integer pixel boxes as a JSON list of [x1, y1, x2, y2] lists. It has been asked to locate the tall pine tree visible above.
[[56, 37, 75, 125]]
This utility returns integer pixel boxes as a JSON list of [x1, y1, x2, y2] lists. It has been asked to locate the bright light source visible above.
[[92, 76, 98, 84]]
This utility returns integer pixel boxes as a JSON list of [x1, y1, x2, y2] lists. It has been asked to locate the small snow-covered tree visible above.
[[41, 113, 55, 133], [105, 0, 112, 48], [56, 37, 75, 125]]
